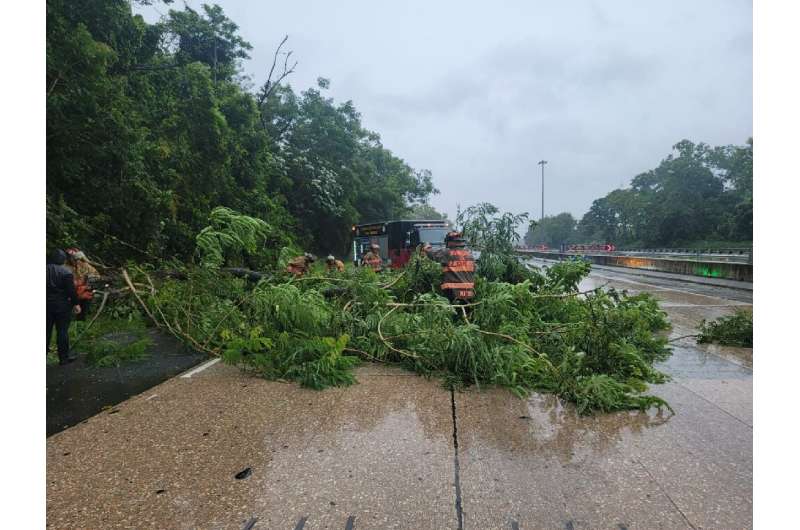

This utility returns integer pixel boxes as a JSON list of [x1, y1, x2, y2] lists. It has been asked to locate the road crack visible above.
[[450, 389, 464, 530]]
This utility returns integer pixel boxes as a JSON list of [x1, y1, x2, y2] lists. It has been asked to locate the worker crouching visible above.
[[286, 253, 316, 276], [65, 248, 99, 320], [325, 255, 345, 273]]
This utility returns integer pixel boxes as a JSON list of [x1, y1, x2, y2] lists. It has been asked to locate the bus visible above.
[[352, 219, 452, 268]]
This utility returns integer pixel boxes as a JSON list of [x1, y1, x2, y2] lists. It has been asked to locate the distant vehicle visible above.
[[567, 243, 616, 252], [352, 220, 452, 268]]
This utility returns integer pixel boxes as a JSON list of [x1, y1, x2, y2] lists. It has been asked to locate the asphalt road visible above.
[[46, 263, 752, 529]]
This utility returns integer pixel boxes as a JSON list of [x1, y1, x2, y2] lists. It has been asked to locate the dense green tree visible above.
[[162, 3, 252, 82], [577, 139, 752, 248], [524, 213, 577, 247], [407, 202, 448, 221]]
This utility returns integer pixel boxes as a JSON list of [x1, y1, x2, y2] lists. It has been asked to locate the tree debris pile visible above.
[[80, 206, 672, 414], [123, 259, 672, 414], [697, 309, 753, 348]]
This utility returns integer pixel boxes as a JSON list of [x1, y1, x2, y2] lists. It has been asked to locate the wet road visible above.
[[46, 330, 208, 436], [46, 264, 752, 529]]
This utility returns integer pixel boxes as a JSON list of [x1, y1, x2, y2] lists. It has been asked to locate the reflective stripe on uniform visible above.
[[441, 282, 475, 289], [444, 260, 475, 272], [444, 266, 475, 273]]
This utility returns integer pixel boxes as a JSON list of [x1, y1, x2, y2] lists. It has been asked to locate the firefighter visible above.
[[65, 248, 99, 320], [286, 253, 316, 276], [437, 231, 475, 302], [325, 255, 345, 273], [361, 243, 383, 272]]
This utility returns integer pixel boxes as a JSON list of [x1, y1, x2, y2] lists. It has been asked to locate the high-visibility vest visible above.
[[75, 278, 93, 301], [440, 247, 475, 300]]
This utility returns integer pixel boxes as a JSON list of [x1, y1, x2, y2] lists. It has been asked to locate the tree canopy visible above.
[[524, 213, 577, 248], [575, 139, 752, 248]]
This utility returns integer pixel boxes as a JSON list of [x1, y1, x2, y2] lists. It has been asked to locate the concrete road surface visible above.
[[46, 264, 752, 529]]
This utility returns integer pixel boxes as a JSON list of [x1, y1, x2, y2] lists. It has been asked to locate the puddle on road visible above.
[[660, 344, 752, 379], [457, 390, 671, 465]]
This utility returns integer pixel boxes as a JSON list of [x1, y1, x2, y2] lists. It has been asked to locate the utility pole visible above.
[[537, 160, 548, 221]]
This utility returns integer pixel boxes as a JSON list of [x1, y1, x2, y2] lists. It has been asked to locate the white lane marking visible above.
[[180, 358, 221, 378]]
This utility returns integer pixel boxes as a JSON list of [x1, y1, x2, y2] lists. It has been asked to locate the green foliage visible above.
[[66, 315, 153, 367], [391, 251, 444, 300], [697, 309, 753, 347], [525, 212, 578, 247], [457, 203, 535, 283], [407, 202, 449, 222], [195, 207, 285, 268], [222, 328, 359, 389]]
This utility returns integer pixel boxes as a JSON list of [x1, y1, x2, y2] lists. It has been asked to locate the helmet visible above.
[[65, 247, 86, 262], [371, 243, 380, 251], [445, 231, 466, 248], [304, 252, 316, 262], [326, 255, 335, 262]]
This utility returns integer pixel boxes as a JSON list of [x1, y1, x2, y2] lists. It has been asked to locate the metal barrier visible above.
[[613, 248, 752, 264], [622, 247, 751, 255], [515, 249, 753, 282]]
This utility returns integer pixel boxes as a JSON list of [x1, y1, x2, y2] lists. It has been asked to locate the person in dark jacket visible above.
[[47, 249, 81, 365]]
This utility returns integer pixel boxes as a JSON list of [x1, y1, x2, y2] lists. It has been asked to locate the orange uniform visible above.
[[437, 232, 475, 301], [286, 255, 313, 276], [326, 259, 345, 273], [361, 248, 382, 272]]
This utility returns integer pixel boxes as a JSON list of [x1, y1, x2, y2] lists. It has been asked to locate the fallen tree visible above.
[[84, 206, 671, 415], [64, 207, 672, 413]]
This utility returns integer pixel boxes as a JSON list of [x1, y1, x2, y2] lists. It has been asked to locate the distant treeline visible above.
[[525, 139, 753, 249], [47, 1, 436, 263]]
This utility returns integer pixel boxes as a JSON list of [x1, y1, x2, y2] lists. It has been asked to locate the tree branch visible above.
[[257, 35, 297, 135], [258, 35, 294, 107]]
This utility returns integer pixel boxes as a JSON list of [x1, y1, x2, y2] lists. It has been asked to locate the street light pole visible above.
[[537, 160, 548, 221]]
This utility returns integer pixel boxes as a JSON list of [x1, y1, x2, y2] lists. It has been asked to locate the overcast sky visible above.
[[138, 0, 752, 221]]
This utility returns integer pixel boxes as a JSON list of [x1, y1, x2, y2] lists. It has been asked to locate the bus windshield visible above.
[[417, 228, 449, 245]]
